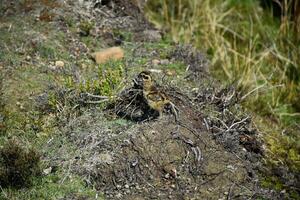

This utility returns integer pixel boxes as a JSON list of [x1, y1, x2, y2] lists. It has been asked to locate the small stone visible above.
[[81, 63, 87, 69], [55, 60, 65, 67], [25, 55, 31, 61], [160, 59, 169, 65], [152, 59, 160, 66], [48, 65, 57, 71], [164, 69, 176, 76], [164, 173, 170, 179], [43, 167, 52, 175], [135, 185, 141, 190], [191, 88, 199, 92], [124, 184, 129, 189], [143, 30, 162, 42], [16, 102, 25, 110], [170, 168, 177, 178], [226, 165, 235, 171], [224, 191, 228, 195]]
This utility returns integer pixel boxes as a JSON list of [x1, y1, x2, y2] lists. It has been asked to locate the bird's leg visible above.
[[168, 101, 179, 122]]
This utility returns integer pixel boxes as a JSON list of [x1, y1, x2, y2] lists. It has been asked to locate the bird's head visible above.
[[133, 71, 153, 90]]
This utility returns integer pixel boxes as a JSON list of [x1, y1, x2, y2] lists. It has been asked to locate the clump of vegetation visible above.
[[0, 138, 41, 188], [78, 20, 94, 36], [80, 66, 124, 96], [65, 61, 124, 97]]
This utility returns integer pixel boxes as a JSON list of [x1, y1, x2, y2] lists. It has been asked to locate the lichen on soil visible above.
[[0, 0, 297, 199]]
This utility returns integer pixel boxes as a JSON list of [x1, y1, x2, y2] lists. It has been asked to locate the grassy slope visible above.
[[0, 2, 185, 199], [0, 13, 102, 199], [145, 0, 299, 195], [0, 0, 299, 198]]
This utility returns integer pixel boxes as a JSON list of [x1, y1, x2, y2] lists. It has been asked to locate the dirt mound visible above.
[[48, 73, 281, 199]]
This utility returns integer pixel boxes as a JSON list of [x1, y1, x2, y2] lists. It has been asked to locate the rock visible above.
[[25, 55, 31, 61], [160, 59, 170, 65], [43, 167, 52, 175], [152, 59, 160, 66], [143, 30, 162, 42], [151, 59, 170, 66], [164, 69, 176, 76], [149, 69, 162, 74], [91, 47, 124, 64], [81, 63, 87, 69], [55, 60, 65, 67]]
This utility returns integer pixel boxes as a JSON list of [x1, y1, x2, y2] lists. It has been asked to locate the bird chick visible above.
[[134, 71, 178, 120]]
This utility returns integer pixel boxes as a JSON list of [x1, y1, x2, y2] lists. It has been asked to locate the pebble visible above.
[[191, 88, 199, 92], [81, 63, 87, 69], [55, 60, 65, 67], [164, 173, 170, 179], [152, 59, 160, 66], [43, 167, 52, 175], [164, 69, 176, 76], [25, 55, 31, 61], [135, 185, 141, 190], [143, 30, 162, 42], [124, 184, 129, 189], [160, 59, 170, 65]]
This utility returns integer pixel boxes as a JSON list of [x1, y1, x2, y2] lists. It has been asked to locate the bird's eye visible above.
[[143, 75, 149, 80]]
